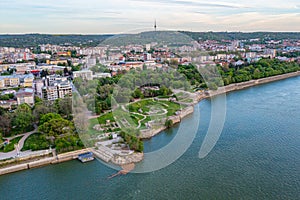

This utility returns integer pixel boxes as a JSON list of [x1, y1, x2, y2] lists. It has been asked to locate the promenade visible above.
[[0, 126, 39, 160]]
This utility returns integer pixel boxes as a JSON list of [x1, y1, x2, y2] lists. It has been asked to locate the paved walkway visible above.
[[0, 127, 38, 160]]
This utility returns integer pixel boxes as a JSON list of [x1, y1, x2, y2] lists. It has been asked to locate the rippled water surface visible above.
[[0, 77, 299, 199]]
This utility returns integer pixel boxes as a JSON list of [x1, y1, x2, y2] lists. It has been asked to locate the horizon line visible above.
[[1, 30, 300, 35]]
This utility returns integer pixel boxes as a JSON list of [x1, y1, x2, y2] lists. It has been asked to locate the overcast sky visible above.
[[1, 0, 300, 34]]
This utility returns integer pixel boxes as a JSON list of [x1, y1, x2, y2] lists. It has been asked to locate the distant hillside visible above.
[[0, 34, 113, 48], [100, 31, 194, 47], [1, 31, 300, 48], [179, 31, 300, 41]]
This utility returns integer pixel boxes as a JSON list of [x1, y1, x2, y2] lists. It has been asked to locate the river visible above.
[[0, 76, 300, 199]]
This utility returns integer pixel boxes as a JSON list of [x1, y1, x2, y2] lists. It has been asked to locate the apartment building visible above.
[[73, 70, 93, 80], [41, 75, 72, 101]]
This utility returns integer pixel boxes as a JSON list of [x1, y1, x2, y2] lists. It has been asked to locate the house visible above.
[[20, 74, 34, 87], [4, 75, 19, 87], [234, 60, 245, 66], [16, 88, 34, 106]]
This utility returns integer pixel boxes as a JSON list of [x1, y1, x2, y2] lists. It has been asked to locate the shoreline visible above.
[[0, 149, 90, 176], [201, 71, 300, 99], [140, 71, 300, 139], [1, 71, 300, 176]]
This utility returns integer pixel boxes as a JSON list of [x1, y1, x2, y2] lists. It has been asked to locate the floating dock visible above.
[[77, 152, 94, 163]]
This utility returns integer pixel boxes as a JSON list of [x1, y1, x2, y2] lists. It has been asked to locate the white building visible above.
[[73, 70, 93, 80]]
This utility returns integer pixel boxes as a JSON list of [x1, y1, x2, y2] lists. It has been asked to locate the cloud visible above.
[[130, 0, 246, 9], [0, 0, 300, 33]]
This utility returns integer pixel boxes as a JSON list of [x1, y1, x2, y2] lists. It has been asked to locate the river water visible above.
[[0, 77, 299, 199]]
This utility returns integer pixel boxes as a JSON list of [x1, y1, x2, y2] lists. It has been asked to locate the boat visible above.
[[78, 152, 94, 163]]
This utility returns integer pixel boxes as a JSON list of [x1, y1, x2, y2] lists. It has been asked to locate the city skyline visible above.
[[0, 0, 300, 34]]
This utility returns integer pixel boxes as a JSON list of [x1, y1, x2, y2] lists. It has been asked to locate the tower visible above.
[[154, 19, 157, 31]]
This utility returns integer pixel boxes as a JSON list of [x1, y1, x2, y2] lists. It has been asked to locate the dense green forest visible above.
[[0, 34, 112, 47], [1, 31, 299, 48], [179, 58, 300, 89], [180, 31, 300, 41]]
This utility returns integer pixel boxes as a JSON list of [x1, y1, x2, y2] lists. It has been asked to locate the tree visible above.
[[38, 118, 74, 136], [33, 103, 51, 122], [55, 70, 63, 76], [64, 67, 69, 75], [34, 96, 42, 104], [39, 113, 62, 125], [40, 69, 49, 77], [165, 119, 174, 128], [253, 69, 261, 79], [12, 111, 33, 134], [0, 94, 10, 100], [0, 114, 12, 137], [132, 88, 143, 99], [71, 64, 81, 71], [58, 98, 72, 119], [11, 104, 34, 134]]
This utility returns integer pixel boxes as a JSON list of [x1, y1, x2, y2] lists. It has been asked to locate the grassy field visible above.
[[113, 108, 139, 128], [128, 99, 181, 116], [97, 112, 115, 124], [94, 98, 182, 132], [88, 118, 102, 135], [158, 100, 181, 116], [0, 136, 22, 153]]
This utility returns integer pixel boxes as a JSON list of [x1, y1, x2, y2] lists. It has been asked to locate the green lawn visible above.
[[128, 99, 181, 116], [88, 118, 104, 135], [97, 112, 115, 124], [113, 108, 139, 128], [0, 136, 22, 153], [158, 100, 181, 116], [93, 99, 182, 132]]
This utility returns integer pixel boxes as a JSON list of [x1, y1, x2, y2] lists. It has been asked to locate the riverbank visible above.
[[0, 149, 90, 176], [198, 71, 300, 100], [1, 71, 300, 176], [139, 71, 300, 139], [140, 106, 194, 139]]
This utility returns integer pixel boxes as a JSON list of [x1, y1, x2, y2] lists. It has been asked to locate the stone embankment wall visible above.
[[0, 149, 90, 176], [140, 106, 194, 139], [208, 71, 300, 97]]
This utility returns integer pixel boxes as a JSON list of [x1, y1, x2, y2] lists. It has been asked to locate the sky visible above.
[[0, 0, 300, 34]]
